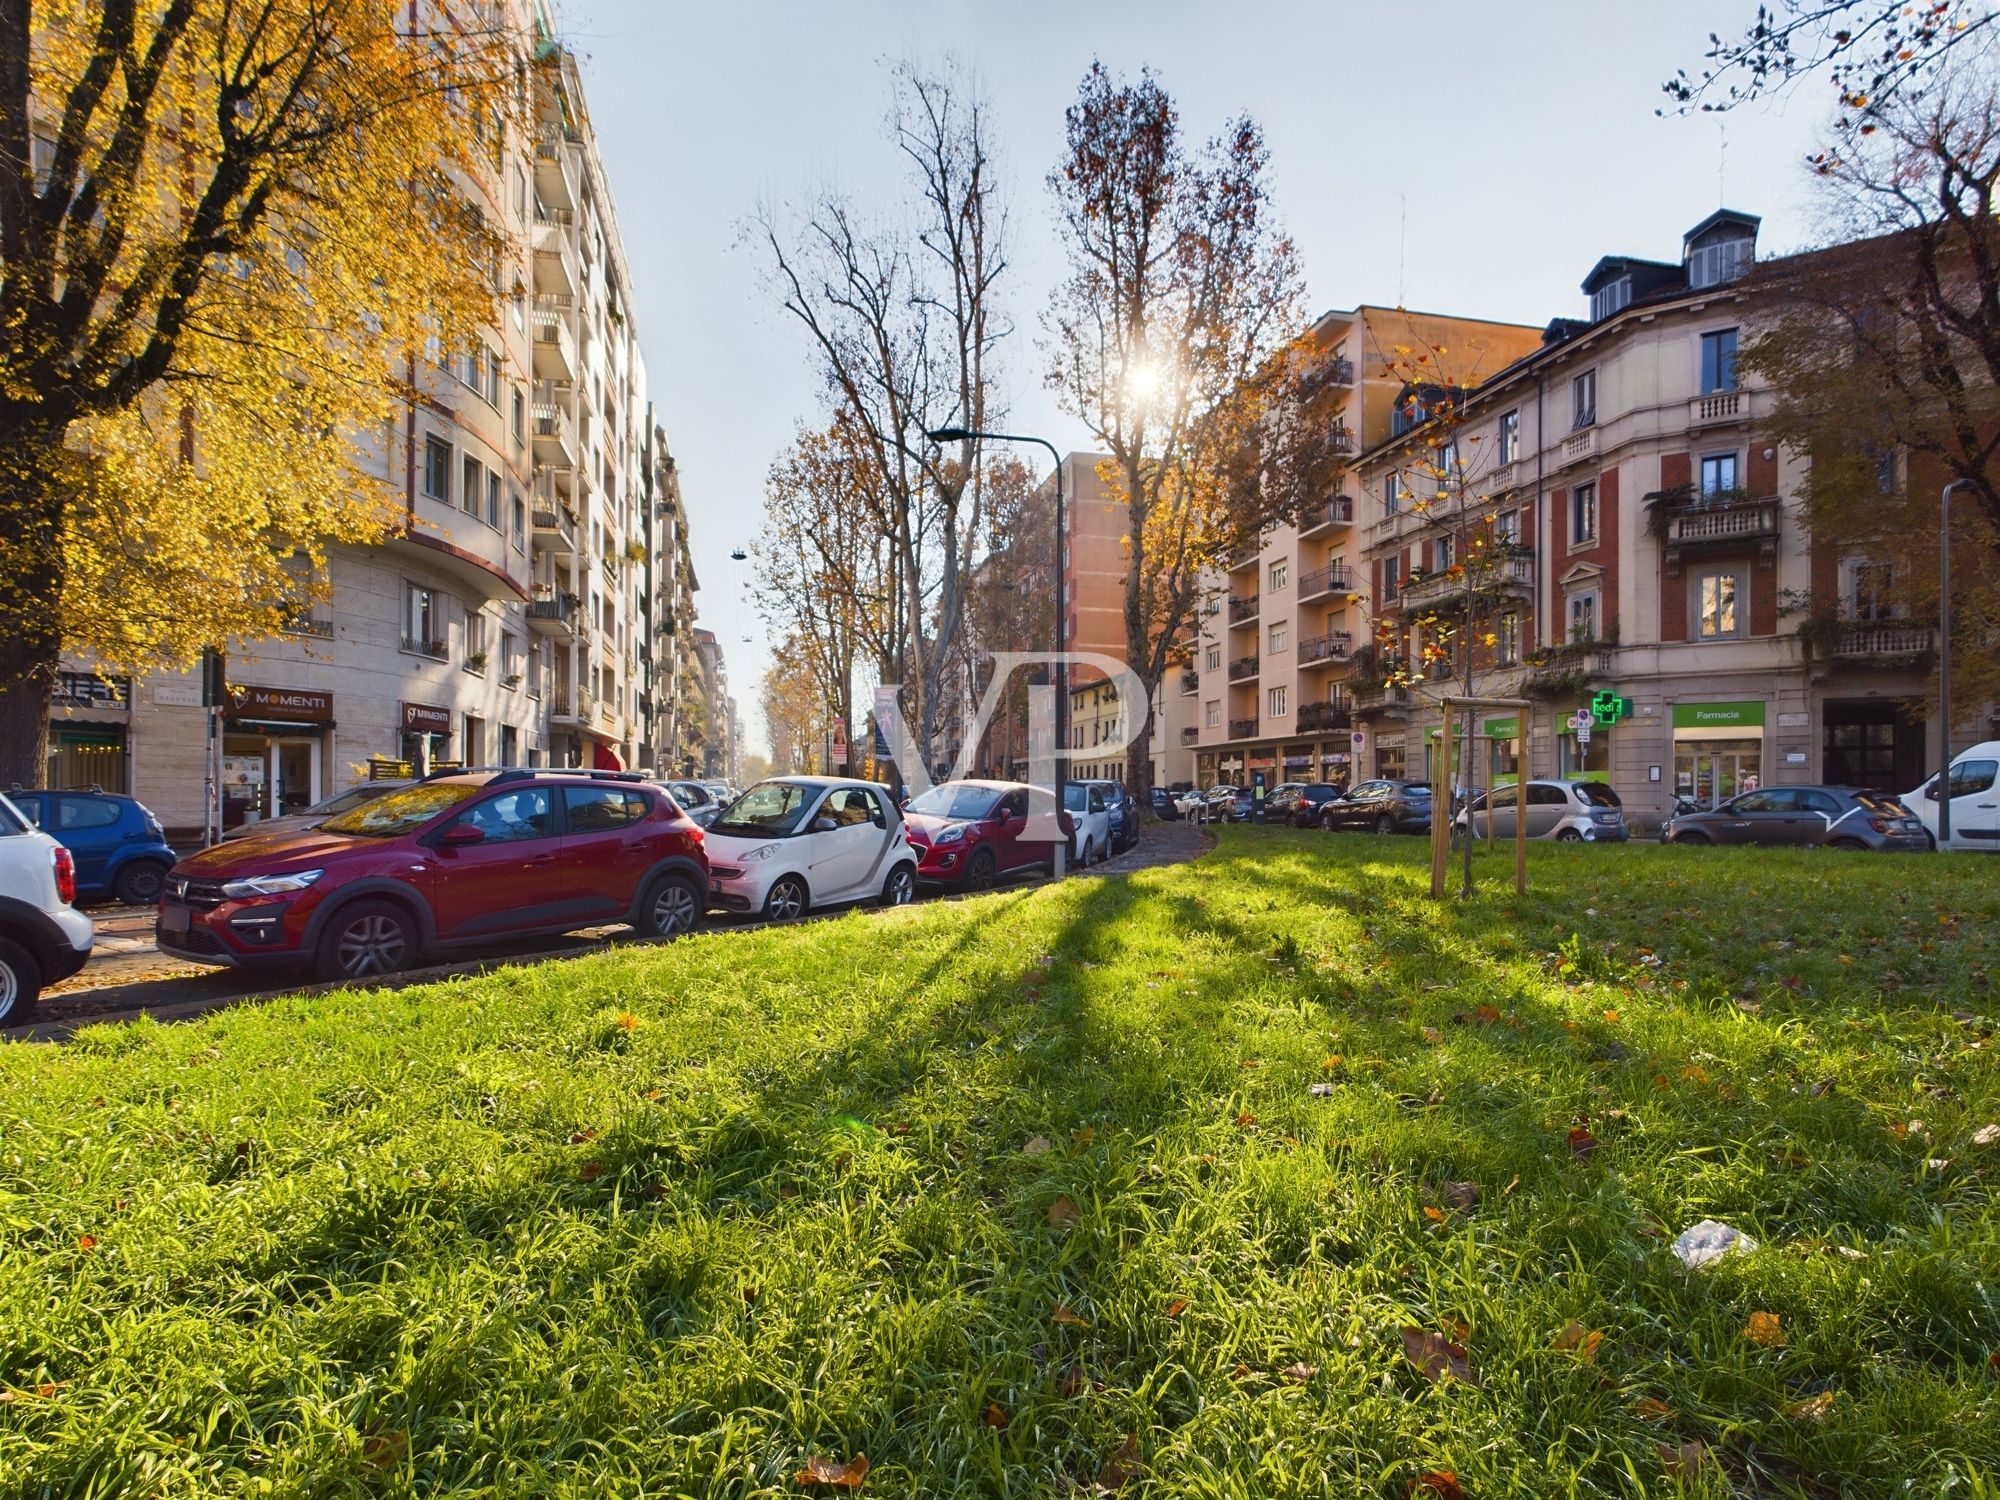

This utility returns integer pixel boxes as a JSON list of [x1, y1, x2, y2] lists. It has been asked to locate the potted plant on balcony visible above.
[[465, 650, 488, 673]]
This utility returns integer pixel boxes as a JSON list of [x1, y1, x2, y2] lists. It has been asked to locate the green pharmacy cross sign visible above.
[[1590, 690, 1632, 727]]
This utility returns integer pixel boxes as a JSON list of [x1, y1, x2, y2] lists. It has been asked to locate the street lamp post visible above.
[[928, 426, 1066, 877], [1938, 479, 1971, 845]]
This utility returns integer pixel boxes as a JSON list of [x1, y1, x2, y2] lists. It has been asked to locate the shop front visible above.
[[401, 701, 455, 775], [1485, 715, 1521, 787], [1320, 738, 1354, 786], [1375, 732, 1406, 779], [222, 685, 334, 829], [47, 671, 133, 791], [1672, 699, 1765, 808]]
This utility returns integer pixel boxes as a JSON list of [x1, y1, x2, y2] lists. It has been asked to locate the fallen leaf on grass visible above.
[[567, 1128, 597, 1145], [1073, 1126, 1096, 1147], [1322, 1053, 1345, 1070], [1164, 1299, 1188, 1319], [577, 1162, 605, 1182], [1785, 1392, 1835, 1421], [1410, 1472, 1465, 1500], [1742, 1311, 1785, 1346], [0, 1382, 65, 1403], [1422, 1207, 1447, 1223], [361, 1429, 407, 1468], [1972, 1123, 2000, 1147], [1234, 1111, 1257, 1130], [982, 1401, 1008, 1428], [1420, 1026, 1444, 1044], [1048, 1196, 1080, 1227], [1279, 1361, 1318, 1384], [1402, 1327, 1478, 1386], [1440, 1314, 1472, 1343], [1658, 1441, 1706, 1478], [1442, 1181, 1481, 1211], [1023, 1135, 1052, 1155], [1096, 1434, 1142, 1490], [77, 1235, 96, 1252], [1052, 1303, 1091, 1329], [614, 1011, 639, 1031], [1566, 1127, 1598, 1160], [1553, 1321, 1603, 1363], [796, 1454, 870, 1489], [1632, 1397, 1672, 1421]]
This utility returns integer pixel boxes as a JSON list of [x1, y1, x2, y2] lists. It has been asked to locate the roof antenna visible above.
[[1397, 192, 1407, 308]]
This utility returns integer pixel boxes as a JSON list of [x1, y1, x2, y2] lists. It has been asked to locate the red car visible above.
[[901, 780, 1067, 890], [156, 769, 708, 982]]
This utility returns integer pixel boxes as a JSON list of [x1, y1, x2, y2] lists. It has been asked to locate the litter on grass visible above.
[[1671, 1219, 1757, 1269]]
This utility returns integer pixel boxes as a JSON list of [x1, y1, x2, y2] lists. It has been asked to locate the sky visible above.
[[560, 0, 1841, 758]]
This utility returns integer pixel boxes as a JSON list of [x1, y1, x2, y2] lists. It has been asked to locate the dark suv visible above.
[[156, 769, 709, 982], [1268, 782, 1345, 828], [1319, 779, 1433, 835], [9, 789, 177, 904]]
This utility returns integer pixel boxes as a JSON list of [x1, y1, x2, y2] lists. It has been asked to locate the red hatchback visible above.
[[157, 770, 708, 982], [901, 780, 1066, 891]]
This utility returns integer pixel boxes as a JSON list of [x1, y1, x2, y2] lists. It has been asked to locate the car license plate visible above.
[[159, 902, 190, 935]]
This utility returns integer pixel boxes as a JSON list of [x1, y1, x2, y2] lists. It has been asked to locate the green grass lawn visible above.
[[3, 832, 1998, 1497]]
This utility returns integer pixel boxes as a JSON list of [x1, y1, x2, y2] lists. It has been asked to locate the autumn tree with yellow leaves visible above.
[[0, 0, 520, 786]]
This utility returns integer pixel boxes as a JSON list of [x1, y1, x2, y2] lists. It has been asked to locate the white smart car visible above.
[[703, 777, 919, 921]]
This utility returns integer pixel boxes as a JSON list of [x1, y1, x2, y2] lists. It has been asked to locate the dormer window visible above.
[[1590, 276, 1632, 322], [1688, 235, 1752, 290]]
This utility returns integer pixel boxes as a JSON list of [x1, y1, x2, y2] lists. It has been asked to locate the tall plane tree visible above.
[[1045, 62, 1343, 797], [0, 0, 515, 787], [756, 58, 1008, 777]]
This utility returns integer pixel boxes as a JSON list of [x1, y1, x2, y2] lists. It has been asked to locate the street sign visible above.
[[1569, 708, 1594, 748]]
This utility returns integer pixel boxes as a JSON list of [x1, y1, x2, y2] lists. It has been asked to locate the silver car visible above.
[[220, 781, 410, 841], [1455, 779, 1628, 842]]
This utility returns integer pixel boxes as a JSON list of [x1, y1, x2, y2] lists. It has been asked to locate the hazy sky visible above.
[[563, 0, 1838, 757]]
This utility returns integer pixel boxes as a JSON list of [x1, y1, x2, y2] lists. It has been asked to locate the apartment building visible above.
[[1185, 306, 1545, 792], [44, 2, 693, 837], [1333, 209, 1980, 826]]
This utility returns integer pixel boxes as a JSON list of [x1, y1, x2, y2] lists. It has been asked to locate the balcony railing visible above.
[[1690, 390, 1743, 427], [1179, 668, 1200, 694], [401, 634, 448, 660], [1228, 716, 1259, 740], [1351, 682, 1411, 711], [1299, 495, 1355, 536], [1833, 620, 1937, 658], [1179, 726, 1200, 746], [281, 612, 333, 638], [1228, 653, 1260, 682], [1562, 427, 1598, 466], [1297, 632, 1351, 665], [1296, 700, 1353, 733], [527, 593, 579, 636], [1330, 426, 1355, 455], [1328, 355, 1355, 385], [1297, 564, 1354, 601], [1226, 542, 1261, 572], [1663, 496, 1780, 552], [1228, 594, 1259, 624], [1398, 554, 1535, 610], [532, 504, 578, 551]]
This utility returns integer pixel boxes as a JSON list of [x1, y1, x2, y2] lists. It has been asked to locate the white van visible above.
[[1903, 740, 2000, 851]]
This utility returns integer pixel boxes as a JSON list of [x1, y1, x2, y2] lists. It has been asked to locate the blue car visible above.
[[12, 790, 177, 905], [1081, 780, 1139, 854]]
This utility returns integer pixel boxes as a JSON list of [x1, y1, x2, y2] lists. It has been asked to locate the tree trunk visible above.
[[0, 424, 70, 791], [1126, 701, 1157, 800]]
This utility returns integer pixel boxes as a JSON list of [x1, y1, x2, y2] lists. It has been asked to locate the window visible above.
[[1205, 700, 1220, 728], [501, 632, 523, 682], [1497, 612, 1520, 665], [1268, 560, 1288, 592], [1571, 482, 1597, 545], [1435, 439, 1458, 483], [1695, 569, 1741, 639], [1947, 759, 1998, 798], [1382, 555, 1401, 601], [820, 787, 883, 828], [424, 436, 452, 501], [513, 388, 526, 449], [487, 470, 501, 529], [57, 796, 122, 831], [1850, 561, 1895, 621], [527, 639, 542, 698], [404, 583, 444, 656], [512, 492, 526, 551], [1568, 591, 1598, 642], [1268, 622, 1288, 654], [1206, 644, 1221, 672], [450, 786, 553, 844], [465, 609, 488, 663], [562, 785, 648, 832], [1591, 276, 1633, 322], [1688, 235, 1751, 289], [1700, 453, 1739, 497], [1384, 473, 1403, 513], [1572, 370, 1597, 430], [500, 725, 518, 766], [483, 348, 501, 406], [462, 454, 482, 515], [1700, 329, 1739, 394], [1268, 685, 1288, 718], [1497, 410, 1520, 465], [1434, 535, 1454, 571], [1494, 509, 1519, 547]]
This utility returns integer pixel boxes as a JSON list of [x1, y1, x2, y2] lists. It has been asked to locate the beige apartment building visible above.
[[44, 2, 697, 838], [1186, 305, 1545, 792], [1326, 209, 1982, 827]]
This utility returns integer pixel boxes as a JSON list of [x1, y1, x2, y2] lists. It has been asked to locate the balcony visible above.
[[1297, 632, 1351, 666], [1327, 355, 1355, 386], [1689, 390, 1744, 428], [534, 130, 578, 210], [532, 213, 579, 296], [280, 611, 333, 639], [1179, 668, 1200, 695], [531, 502, 579, 558], [1296, 699, 1353, 733], [1351, 682, 1412, 715], [1330, 425, 1355, 456], [1832, 619, 1937, 661], [1228, 653, 1260, 682], [1228, 593, 1260, 626], [1561, 427, 1598, 467], [1228, 716, 1259, 740], [1398, 553, 1535, 611], [532, 390, 577, 468], [532, 295, 577, 381], [1297, 564, 1354, 602], [1661, 495, 1781, 568], [527, 592, 580, 639], [551, 691, 595, 725], [401, 633, 448, 661], [1179, 726, 1200, 746], [1225, 541, 1261, 572], [1299, 494, 1355, 537]]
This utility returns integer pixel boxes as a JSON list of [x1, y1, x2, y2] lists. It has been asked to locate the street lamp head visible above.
[[927, 426, 973, 443], [729, 548, 748, 562]]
